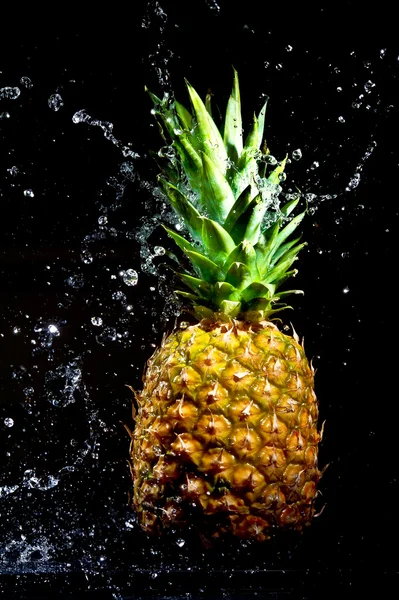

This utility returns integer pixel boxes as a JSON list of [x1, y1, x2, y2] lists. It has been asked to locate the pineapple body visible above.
[[131, 317, 320, 541]]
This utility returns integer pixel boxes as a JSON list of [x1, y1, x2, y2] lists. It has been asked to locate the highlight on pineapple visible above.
[[128, 69, 323, 542]]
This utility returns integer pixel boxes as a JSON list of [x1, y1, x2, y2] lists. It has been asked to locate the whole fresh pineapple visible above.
[[129, 70, 322, 541]]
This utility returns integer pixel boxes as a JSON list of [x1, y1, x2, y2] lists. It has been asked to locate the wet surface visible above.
[[1, 2, 398, 597]]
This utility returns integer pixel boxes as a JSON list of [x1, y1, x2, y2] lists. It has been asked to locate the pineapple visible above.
[[129, 69, 322, 541]]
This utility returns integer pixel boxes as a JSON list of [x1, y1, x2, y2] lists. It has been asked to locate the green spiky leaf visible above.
[[177, 273, 212, 298], [175, 100, 194, 132], [225, 262, 253, 291], [185, 79, 228, 175], [241, 282, 273, 303], [175, 290, 200, 303], [200, 152, 235, 222], [274, 211, 306, 251], [228, 197, 259, 245], [223, 68, 243, 163], [158, 178, 202, 239], [224, 241, 258, 279], [201, 218, 236, 263], [223, 185, 252, 233], [269, 236, 302, 265], [214, 281, 241, 304], [184, 250, 222, 283], [219, 300, 241, 317], [163, 226, 199, 256], [271, 241, 306, 269], [257, 100, 268, 149], [281, 193, 300, 217], [263, 256, 299, 285], [242, 195, 268, 245]]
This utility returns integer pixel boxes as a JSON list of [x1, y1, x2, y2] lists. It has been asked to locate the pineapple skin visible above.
[[130, 317, 321, 541]]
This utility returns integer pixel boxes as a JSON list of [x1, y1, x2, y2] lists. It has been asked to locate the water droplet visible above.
[[179, 321, 190, 329], [310, 161, 319, 170], [292, 149, 302, 160], [337, 86, 342, 92], [48, 324, 60, 336], [125, 519, 135, 529], [20, 76, 33, 89], [72, 109, 88, 124], [158, 145, 175, 160], [48, 93, 64, 111], [12, 326, 21, 334], [364, 80, 375, 93], [176, 538, 185, 547], [91, 316, 103, 326], [66, 274, 85, 289], [7, 165, 19, 176], [343, 287, 350, 294], [24, 189, 34, 197], [153, 246, 165, 256], [59, 465, 76, 473], [0, 86, 21, 100], [96, 327, 117, 345], [81, 250, 93, 264], [112, 291, 126, 302], [264, 154, 277, 165], [346, 172, 361, 191], [285, 45, 293, 52], [206, 0, 221, 11], [338, 116, 345, 123], [122, 269, 138, 286], [120, 162, 135, 177], [0, 112, 10, 119], [4, 417, 14, 428], [98, 215, 108, 226], [278, 172, 287, 182]]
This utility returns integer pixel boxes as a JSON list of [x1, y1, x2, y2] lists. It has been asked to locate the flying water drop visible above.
[[48, 93, 64, 111], [122, 269, 138, 286]]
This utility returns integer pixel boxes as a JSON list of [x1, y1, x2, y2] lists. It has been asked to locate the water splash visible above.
[[0, 16, 395, 586], [45, 360, 82, 407], [345, 140, 377, 192], [72, 110, 140, 159], [142, 0, 172, 90]]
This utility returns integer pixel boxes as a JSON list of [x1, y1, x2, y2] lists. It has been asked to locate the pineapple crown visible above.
[[147, 68, 306, 321]]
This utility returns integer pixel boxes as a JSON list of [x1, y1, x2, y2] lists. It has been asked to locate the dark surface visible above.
[[1, 2, 398, 598]]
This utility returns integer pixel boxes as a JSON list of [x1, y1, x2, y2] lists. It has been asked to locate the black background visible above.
[[1, 2, 398, 598]]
